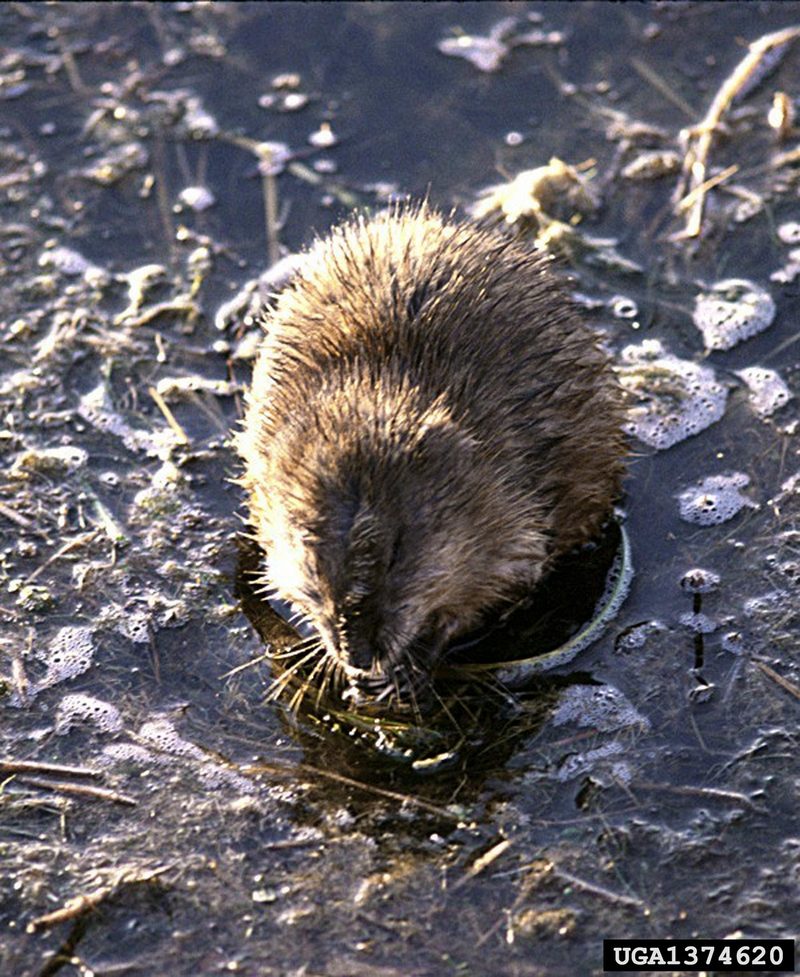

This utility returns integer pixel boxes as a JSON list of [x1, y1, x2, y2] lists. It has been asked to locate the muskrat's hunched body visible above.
[[239, 207, 625, 706]]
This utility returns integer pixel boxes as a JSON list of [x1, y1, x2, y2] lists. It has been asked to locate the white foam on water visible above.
[[735, 366, 793, 418], [678, 472, 756, 525], [34, 626, 95, 694], [618, 339, 728, 450], [551, 684, 651, 733], [693, 279, 775, 351], [54, 693, 123, 734]]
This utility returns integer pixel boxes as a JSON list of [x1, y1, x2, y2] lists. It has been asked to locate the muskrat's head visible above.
[[244, 378, 550, 710]]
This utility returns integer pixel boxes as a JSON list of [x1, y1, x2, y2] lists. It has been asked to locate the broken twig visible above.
[[675, 26, 800, 238]]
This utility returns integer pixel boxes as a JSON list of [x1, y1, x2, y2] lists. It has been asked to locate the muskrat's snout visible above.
[[321, 596, 445, 707], [336, 628, 378, 673], [335, 628, 441, 710]]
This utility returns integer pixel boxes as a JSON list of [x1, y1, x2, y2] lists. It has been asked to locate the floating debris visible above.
[[678, 472, 756, 526], [470, 158, 600, 228], [618, 339, 728, 450], [555, 741, 632, 784], [138, 718, 207, 760], [621, 150, 680, 181], [673, 26, 800, 238], [11, 445, 88, 477], [271, 72, 302, 89], [437, 17, 517, 73], [181, 94, 220, 139], [115, 609, 152, 644], [38, 245, 106, 284], [79, 384, 178, 458], [254, 139, 292, 176], [767, 91, 795, 141], [79, 142, 149, 185], [231, 330, 262, 361], [312, 157, 337, 174], [214, 279, 261, 331], [281, 92, 309, 112], [154, 376, 238, 400], [437, 16, 562, 74], [215, 253, 306, 333], [55, 693, 124, 734], [693, 279, 776, 351], [133, 718, 256, 792], [100, 742, 163, 767], [514, 27, 564, 48], [729, 187, 765, 224], [115, 263, 168, 323], [735, 366, 793, 417], [615, 620, 667, 652], [12, 583, 55, 613], [721, 631, 748, 655], [131, 460, 187, 515]]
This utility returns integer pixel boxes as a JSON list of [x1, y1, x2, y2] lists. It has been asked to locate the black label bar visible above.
[[603, 939, 795, 972]]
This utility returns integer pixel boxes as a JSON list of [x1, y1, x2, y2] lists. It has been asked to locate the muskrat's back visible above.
[[239, 206, 625, 704]]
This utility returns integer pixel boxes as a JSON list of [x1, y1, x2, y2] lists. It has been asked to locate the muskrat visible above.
[[238, 205, 626, 708]]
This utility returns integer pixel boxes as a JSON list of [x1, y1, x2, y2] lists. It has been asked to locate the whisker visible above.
[[269, 640, 321, 662], [289, 654, 327, 714], [264, 645, 322, 703], [315, 655, 336, 709]]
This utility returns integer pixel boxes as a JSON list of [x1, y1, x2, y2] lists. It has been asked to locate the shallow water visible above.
[[1, 3, 799, 976]]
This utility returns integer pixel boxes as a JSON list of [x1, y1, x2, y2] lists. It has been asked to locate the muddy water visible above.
[[1, 3, 799, 976]]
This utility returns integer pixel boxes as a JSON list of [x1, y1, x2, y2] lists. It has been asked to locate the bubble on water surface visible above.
[[777, 221, 800, 244], [735, 367, 793, 418], [678, 473, 756, 526], [178, 185, 216, 212], [680, 568, 721, 593]]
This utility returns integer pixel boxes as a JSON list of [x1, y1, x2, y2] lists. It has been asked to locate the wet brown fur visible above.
[[238, 206, 626, 701]]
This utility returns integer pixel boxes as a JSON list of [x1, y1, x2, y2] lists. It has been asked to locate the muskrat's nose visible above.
[[344, 636, 376, 672]]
